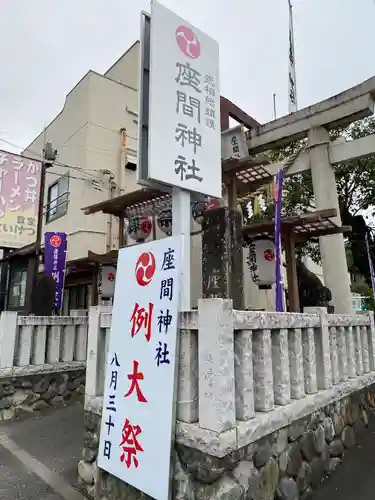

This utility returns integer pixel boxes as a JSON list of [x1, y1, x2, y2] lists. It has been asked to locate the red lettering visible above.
[[119, 418, 144, 468], [124, 360, 147, 403], [130, 302, 154, 342]]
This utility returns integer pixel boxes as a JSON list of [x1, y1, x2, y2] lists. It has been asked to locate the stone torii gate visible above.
[[245, 76, 375, 314]]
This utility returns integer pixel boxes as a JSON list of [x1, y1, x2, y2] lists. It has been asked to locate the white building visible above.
[[15, 43, 141, 311]]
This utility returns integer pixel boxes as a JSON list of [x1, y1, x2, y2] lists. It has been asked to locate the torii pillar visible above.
[[308, 127, 352, 314]]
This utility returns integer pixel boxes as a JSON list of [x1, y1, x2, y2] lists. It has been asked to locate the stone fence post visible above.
[[177, 313, 198, 424], [368, 310, 375, 370], [0, 312, 18, 370], [86, 306, 108, 398], [198, 298, 236, 432], [304, 307, 332, 390]]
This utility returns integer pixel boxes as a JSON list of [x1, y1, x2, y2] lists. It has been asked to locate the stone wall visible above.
[[78, 384, 375, 500], [0, 369, 85, 421]]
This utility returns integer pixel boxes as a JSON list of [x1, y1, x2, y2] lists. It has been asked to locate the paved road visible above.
[[0, 401, 86, 500], [312, 419, 375, 500], [2, 400, 375, 500]]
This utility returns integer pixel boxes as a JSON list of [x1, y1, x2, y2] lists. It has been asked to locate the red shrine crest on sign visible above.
[[135, 252, 156, 286]]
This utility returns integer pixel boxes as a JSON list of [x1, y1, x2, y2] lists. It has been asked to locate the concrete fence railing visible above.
[[85, 299, 375, 446], [0, 312, 88, 378]]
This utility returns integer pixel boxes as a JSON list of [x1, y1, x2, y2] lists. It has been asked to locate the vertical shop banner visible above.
[[98, 236, 182, 500], [0, 150, 42, 248], [274, 169, 285, 312], [44, 232, 67, 311]]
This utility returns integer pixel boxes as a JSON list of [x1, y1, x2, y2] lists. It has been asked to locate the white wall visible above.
[[105, 42, 140, 91], [23, 64, 138, 261]]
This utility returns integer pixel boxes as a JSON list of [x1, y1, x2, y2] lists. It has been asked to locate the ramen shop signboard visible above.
[[98, 236, 182, 500], [148, 0, 221, 198]]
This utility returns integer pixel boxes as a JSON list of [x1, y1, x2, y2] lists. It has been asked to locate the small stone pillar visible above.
[[201, 207, 244, 309]]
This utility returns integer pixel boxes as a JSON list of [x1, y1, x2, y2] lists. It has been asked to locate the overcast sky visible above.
[[1, 0, 375, 154]]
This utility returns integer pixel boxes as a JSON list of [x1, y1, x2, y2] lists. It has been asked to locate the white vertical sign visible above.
[[288, 0, 298, 114], [148, 0, 221, 198], [97, 236, 182, 500]]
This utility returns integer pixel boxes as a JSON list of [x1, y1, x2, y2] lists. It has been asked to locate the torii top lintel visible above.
[[220, 96, 261, 131], [247, 75, 375, 154]]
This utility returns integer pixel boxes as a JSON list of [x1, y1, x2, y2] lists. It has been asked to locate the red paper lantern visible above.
[[128, 215, 152, 242]]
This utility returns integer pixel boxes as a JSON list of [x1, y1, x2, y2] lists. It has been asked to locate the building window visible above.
[[68, 284, 89, 311], [7, 263, 27, 310], [46, 174, 69, 222]]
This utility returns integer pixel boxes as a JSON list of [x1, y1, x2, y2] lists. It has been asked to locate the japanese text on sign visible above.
[[44, 232, 67, 311], [97, 235, 182, 500], [173, 62, 218, 185], [0, 150, 41, 248], [103, 353, 121, 461], [148, 0, 221, 197]]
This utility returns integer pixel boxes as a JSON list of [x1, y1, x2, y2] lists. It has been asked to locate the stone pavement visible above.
[[311, 418, 375, 500], [0, 401, 86, 500], [2, 399, 375, 500]]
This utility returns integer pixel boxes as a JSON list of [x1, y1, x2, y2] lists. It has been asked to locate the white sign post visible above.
[[148, 0, 221, 311], [97, 236, 182, 500], [101, 3, 222, 498]]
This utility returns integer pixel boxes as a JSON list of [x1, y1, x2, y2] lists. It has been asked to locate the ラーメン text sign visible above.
[[0, 150, 42, 249], [148, 0, 221, 198], [97, 236, 182, 500]]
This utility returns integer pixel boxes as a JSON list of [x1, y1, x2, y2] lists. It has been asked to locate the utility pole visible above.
[[101, 169, 116, 252], [25, 140, 57, 314]]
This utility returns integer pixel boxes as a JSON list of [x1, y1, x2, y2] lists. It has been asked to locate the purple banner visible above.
[[366, 233, 375, 297], [274, 169, 285, 312], [44, 232, 67, 311]]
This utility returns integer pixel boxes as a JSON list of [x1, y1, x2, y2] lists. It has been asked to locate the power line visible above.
[[0, 136, 109, 184], [0, 137, 102, 174], [47, 170, 98, 182], [0, 141, 112, 195], [0, 127, 138, 156]]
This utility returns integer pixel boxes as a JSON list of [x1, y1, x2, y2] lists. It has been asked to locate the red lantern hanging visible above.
[[127, 215, 152, 242]]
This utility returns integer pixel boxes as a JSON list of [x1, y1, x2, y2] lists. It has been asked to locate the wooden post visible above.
[[284, 231, 300, 312], [91, 265, 99, 306], [118, 215, 125, 248], [227, 176, 238, 210]]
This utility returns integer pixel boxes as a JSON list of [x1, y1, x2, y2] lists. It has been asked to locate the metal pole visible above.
[[288, 0, 298, 113], [273, 93, 277, 120], [25, 160, 47, 314], [172, 187, 191, 311], [25, 134, 57, 314]]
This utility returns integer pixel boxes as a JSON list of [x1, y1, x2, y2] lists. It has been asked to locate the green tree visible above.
[[271, 117, 375, 275]]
